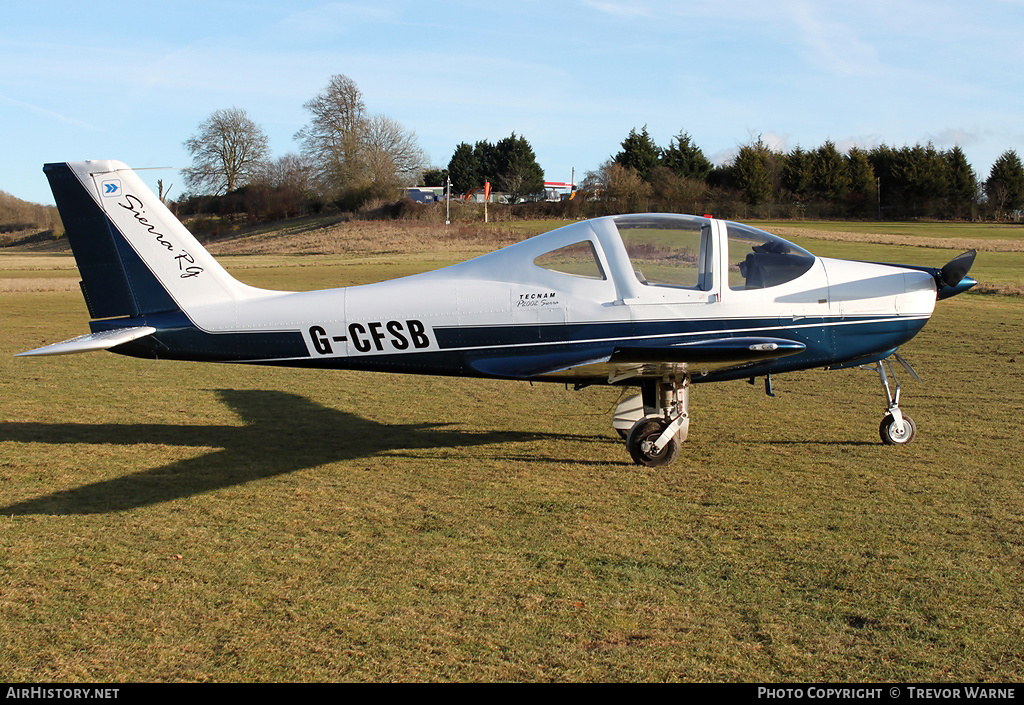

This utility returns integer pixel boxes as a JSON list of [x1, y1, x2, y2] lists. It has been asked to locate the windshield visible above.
[[726, 222, 815, 290]]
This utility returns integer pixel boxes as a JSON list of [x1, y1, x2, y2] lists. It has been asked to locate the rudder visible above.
[[44, 160, 262, 321]]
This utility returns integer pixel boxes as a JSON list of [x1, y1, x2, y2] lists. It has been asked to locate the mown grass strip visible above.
[[1, 236, 1021, 682]]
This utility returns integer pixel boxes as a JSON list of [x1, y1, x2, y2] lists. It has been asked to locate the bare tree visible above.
[[582, 160, 651, 213], [245, 153, 315, 221], [294, 75, 367, 192], [182, 107, 270, 195], [295, 74, 427, 204], [363, 114, 427, 186]]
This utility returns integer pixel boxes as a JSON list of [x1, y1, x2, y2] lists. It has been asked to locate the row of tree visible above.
[[584, 126, 1024, 220], [176, 74, 1024, 223], [432, 134, 545, 204], [419, 134, 548, 204], [0, 190, 62, 237]]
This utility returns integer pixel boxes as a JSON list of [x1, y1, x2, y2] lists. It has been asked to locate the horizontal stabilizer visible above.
[[17, 326, 156, 357]]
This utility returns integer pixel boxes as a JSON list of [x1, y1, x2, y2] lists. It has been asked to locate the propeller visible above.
[[938, 249, 977, 288]]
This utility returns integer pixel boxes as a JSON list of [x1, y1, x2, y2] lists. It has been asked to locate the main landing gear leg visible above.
[[623, 375, 690, 467], [871, 354, 918, 445]]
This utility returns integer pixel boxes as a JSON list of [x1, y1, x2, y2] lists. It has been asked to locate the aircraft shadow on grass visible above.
[[0, 389, 547, 516]]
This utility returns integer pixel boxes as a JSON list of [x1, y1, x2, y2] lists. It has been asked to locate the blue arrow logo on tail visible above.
[[102, 180, 121, 197]]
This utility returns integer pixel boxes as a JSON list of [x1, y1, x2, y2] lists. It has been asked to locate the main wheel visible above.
[[879, 413, 916, 445], [626, 418, 680, 467]]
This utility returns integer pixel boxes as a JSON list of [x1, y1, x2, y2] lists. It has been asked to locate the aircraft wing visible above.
[[608, 337, 806, 364], [17, 326, 156, 357], [467, 336, 806, 380]]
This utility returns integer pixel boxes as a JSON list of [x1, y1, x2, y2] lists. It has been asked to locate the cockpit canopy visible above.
[[612, 214, 815, 292], [528, 214, 816, 293]]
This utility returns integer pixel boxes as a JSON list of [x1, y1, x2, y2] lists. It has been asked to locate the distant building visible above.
[[434, 182, 576, 204], [543, 181, 575, 202], [405, 187, 444, 203], [465, 188, 504, 203]]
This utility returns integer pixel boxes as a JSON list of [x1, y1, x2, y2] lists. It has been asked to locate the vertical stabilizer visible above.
[[44, 160, 263, 320]]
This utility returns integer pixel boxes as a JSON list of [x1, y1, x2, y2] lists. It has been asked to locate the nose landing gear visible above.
[[868, 354, 919, 446]]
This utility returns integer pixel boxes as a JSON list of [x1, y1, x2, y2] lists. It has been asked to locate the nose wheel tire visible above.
[[879, 413, 916, 445], [626, 418, 680, 467]]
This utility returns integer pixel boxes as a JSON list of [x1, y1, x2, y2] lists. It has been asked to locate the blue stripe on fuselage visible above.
[[435, 315, 926, 363], [90, 313, 309, 362], [92, 313, 929, 383], [434, 317, 826, 349]]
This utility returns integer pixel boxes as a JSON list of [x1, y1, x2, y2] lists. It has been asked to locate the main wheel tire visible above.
[[879, 413, 917, 445], [626, 418, 680, 467]]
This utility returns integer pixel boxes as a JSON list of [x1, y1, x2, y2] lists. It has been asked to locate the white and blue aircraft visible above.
[[19, 161, 977, 466]]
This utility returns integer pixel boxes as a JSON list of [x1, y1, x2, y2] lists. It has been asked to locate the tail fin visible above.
[[44, 160, 262, 320]]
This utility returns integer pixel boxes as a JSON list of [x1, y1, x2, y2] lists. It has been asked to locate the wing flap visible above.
[[16, 326, 156, 357]]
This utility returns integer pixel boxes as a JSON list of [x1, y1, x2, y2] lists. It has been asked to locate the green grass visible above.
[[1, 241, 1023, 682], [785, 240, 1024, 296], [750, 219, 1024, 240]]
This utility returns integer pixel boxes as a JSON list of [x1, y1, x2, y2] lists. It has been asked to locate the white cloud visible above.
[[582, 0, 656, 18], [833, 135, 884, 154], [274, 2, 399, 38], [759, 131, 791, 154], [783, 0, 883, 77], [926, 128, 982, 149], [0, 93, 99, 131]]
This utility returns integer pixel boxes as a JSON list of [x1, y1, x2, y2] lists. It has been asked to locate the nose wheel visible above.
[[869, 354, 919, 446], [880, 412, 916, 445]]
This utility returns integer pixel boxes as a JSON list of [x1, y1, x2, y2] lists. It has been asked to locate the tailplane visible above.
[[16, 326, 156, 357]]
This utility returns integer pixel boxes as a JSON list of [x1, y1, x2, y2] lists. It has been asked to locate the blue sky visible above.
[[3, 0, 1023, 205]]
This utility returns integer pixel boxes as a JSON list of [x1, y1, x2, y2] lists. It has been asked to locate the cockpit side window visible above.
[[727, 223, 815, 290], [615, 216, 714, 291], [533, 240, 606, 280]]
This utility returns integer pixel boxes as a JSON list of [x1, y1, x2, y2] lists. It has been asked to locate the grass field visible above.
[[1, 221, 1022, 682]]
